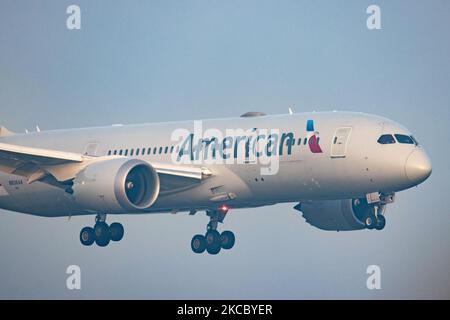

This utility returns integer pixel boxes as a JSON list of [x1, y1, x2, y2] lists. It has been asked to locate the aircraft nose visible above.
[[405, 149, 432, 185]]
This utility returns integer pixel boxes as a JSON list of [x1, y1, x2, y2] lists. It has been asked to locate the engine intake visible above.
[[72, 158, 160, 213]]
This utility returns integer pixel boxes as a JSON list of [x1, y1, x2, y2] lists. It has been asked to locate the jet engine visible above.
[[295, 198, 385, 231], [72, 158, 160, 213]]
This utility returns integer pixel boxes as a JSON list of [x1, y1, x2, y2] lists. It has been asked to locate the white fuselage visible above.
[[0, 112, 431, 217]]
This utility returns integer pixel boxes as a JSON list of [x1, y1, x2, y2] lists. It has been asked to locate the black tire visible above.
[[191, 234, 206, 254], [365, 215, 377, 230], [207, 244, 221, 255], [94, 222, 111, 247], [220, 231, 235, 250], [375, 215, 386, 230], [205, 230, 221, 255], [80, 227, 95, 246], [110, 222, 124, 241]]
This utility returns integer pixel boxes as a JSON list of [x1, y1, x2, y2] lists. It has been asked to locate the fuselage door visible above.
[[83, 143, 99, 156], [331, 127, 352, 158]]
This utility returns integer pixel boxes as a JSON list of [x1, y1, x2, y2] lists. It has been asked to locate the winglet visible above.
[[0, 126, 15, 137]]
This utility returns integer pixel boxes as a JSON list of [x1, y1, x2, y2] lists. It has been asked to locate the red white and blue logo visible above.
[[306, 120, 323, 153]]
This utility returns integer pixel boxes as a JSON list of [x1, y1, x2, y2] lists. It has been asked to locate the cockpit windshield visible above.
[[377, 134, 395, 144], [394, 134, 415, 145], [378, 133, 419, 146]]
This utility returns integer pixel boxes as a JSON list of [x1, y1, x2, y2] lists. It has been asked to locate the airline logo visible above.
[[306, 120, 323, 153], [171, 119, 324, 175]]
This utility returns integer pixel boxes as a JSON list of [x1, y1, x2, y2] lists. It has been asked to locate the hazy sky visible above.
[[0, 0, 449, 299]]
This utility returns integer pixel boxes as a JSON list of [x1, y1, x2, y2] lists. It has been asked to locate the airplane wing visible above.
[[0, 142, 211, 190], [151, 162, 212, 194], [0, 142, 84, 182], [0, 142, 83, 165]]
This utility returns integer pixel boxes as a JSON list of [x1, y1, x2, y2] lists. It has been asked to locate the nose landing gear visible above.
[[364, 213, 386, 230], [191, 208, 236, 255], [363, 194, 388, 231], [79, 214, 124, 247], [374, 214, 386, 230]]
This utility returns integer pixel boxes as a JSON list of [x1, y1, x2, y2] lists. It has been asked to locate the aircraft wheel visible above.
[[80, 227, 95, 246], [375, 215, 386, 230], [365, 215, 377, 230], [220, 231, 235, 250], [110, 222, 124, 242], [94, 222, 111, 247], [205, 230, 221, 255], [206, 244, 221, 255], [191, 234, 206, 254]]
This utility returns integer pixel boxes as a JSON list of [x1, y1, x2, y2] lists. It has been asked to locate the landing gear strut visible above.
[[363, 195, 388, 231], [191, 207, 235, 255], [80, 214, 124, 247]]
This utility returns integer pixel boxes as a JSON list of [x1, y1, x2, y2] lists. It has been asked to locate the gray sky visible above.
[[0, 0, 449, 299]]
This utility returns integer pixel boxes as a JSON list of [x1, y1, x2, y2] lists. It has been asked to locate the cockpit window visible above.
[[394, 134, 414, 144], [410, 136, 419, 146], [377, 134, 395, 144]]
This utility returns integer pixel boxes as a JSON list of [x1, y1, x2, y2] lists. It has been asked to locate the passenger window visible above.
[[130, 149, 134, 156], [119, 150, 123, 155], [165, 146, 168, 154], [147, 148, 151, 155], [377, 134, 395, 144], [124, 149, 128, 156], [107, 150, 111, 156], [153, 147, 157, 154], [159, 147, 163, 154], [170, 146, 174, 153], [113, 150, 117, 155], [395, 134, 414, 144], [136, 149, 140, 156], [303, 138, 307, 145]]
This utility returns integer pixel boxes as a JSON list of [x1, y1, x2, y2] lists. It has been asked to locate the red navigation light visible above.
[[219, 204, 229, 213]]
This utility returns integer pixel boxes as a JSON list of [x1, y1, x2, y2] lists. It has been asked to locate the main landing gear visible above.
[[191, 207, 236, 255], [79, 214, 124, 247]]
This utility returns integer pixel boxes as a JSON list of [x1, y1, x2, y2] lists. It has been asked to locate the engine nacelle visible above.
[[296, 198, 385, 231], [72, 158, 160, 214]]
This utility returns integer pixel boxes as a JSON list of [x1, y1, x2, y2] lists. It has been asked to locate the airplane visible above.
[[0, 111, 432, 255]]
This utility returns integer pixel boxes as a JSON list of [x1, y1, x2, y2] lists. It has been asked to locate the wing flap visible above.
[[0, 142, 87, 183], [0, 142, 83, 165]]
